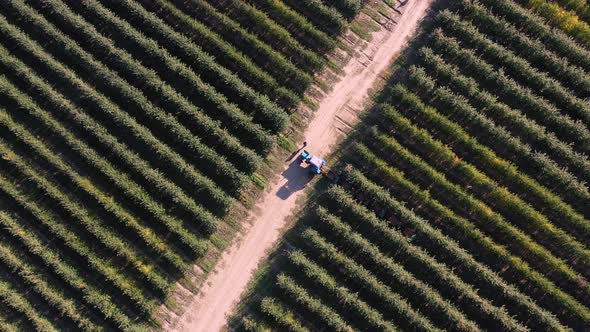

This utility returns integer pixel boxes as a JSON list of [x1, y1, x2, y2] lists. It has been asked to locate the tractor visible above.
[[299, 150, 326, 175]]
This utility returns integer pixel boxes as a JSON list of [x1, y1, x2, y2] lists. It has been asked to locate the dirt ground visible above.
[[166, 1, 433, 330]]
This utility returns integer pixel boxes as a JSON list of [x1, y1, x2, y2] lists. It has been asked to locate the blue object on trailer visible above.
[[300, 150, 310, 161]]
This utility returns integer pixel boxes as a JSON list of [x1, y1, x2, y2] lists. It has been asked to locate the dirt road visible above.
[[169, 1, 432, 330]]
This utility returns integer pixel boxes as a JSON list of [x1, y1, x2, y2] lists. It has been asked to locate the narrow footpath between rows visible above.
[[169, 1, 433, 330]]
